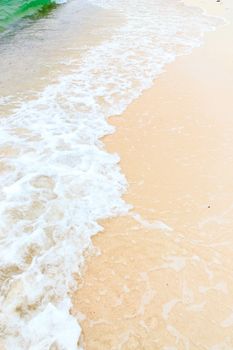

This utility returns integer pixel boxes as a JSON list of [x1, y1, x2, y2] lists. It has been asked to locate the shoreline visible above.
[[1, 2, 220, 349], [73, 0, 233, 349]]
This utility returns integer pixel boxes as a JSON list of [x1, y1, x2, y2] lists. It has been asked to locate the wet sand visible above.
[[73, 1, 233, 349]]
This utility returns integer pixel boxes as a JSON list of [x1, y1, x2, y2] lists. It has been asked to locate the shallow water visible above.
[[73, 5, 233, 345], [0, 0, 221, 349]]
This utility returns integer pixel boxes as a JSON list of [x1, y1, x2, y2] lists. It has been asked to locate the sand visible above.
[[72, 1, 233, 349]]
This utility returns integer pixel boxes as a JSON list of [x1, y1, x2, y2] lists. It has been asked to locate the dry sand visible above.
[[73, 1, 233, 349]]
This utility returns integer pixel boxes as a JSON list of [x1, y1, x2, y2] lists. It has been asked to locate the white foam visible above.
[[131, 212, 173, 232], [0, 0, 222, 349], [162, 299, 179, 320], [54, 0, 67, 3], [161, 256, 186, 272]]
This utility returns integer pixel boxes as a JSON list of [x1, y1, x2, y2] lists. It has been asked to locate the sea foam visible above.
[[0, 0, 221, 349]]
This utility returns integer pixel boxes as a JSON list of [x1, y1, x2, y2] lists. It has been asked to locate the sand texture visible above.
[[73, 1, 233, 349]]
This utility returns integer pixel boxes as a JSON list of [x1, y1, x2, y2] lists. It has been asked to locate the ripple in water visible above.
[[0, 0, 222, 349]]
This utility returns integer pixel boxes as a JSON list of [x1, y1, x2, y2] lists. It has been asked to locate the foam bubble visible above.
[[0, 0, 222, 348]]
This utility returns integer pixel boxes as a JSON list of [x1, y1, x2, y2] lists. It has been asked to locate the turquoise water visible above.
[[0, 0, 58, 31]]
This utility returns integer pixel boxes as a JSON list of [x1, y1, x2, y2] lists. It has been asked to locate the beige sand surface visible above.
[[73, 1, 233, 349]]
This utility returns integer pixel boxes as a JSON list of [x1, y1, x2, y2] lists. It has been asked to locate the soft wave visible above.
[[0, 0, 66, 32], [0, 0, 222, 349]]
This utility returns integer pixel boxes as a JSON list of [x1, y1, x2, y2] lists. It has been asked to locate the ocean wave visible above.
[[0, 0, 222, 349], [0, 0, 67, 32]]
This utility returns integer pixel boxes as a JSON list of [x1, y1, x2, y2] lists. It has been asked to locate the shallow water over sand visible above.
[[0, 0, 224, 349], [73, 1, 233, 349]]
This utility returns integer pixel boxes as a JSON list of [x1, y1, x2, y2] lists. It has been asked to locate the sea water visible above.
[[0, 0, 222, 349], [0, 0, 67, 32]]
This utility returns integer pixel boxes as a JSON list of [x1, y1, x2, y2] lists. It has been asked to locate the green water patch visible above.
[[0, 0, 57, 32]]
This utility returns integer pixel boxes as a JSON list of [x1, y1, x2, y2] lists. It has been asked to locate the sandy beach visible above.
[[73, 1, 233, 349]]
